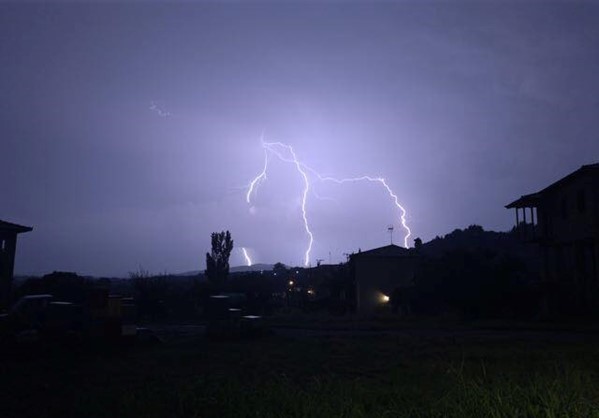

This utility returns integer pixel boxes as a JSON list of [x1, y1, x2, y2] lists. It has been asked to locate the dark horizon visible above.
[[2, 1, 599, 276], [10, 223, 532, 278]]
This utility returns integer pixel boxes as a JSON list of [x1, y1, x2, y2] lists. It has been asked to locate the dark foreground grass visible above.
[[2, 332, 599, 417]]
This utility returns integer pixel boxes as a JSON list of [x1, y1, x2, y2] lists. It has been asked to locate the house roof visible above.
[[350, 244, 413, 259], [506, 163, 599, 209], [0, 220, 33, 234], [505, 193, 541, 209]]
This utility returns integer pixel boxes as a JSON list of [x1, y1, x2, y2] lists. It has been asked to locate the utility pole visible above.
[[388, 225, 394, 245]]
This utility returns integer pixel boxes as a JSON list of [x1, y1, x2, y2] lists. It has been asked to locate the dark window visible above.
[[577, 189, 586, 213], [561, 197, 568, 220]]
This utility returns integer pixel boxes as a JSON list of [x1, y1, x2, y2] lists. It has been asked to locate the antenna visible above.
[[387, 225, 394, 245]]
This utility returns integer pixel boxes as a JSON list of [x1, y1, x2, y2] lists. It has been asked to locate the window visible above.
[[577, 189, 586, 213]]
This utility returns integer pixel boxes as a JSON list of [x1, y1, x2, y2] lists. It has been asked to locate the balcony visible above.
[[506, 193, 541, 242]]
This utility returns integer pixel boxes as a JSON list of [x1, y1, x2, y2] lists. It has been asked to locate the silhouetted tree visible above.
[[414, 237, 423, 250], [205, 231, 234, 289], [272, 262, 288, 277]]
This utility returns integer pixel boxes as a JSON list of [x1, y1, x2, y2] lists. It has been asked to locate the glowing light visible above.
[[381, 294, 390, 303], [288, 280, 294, 286], [241, 247, 252, 266], [246, 137, 412, 266]]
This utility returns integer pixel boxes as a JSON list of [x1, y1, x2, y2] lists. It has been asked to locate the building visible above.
[[0, 220, 33, 308], [350, 244, 419, 314], [506, 164, 599, 297]]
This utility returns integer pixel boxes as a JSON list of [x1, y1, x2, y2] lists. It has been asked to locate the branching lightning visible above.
[[246, 138, 411, 266], [268, 142, 314, 267], [317, 175, 411, 248]]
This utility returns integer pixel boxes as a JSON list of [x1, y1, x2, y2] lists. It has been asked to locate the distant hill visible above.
[[230, 263, 274, 273], [176, 263, 274, 277]]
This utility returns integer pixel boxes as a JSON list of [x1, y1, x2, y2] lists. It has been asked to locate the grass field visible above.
[[2, 329, 599, 417]]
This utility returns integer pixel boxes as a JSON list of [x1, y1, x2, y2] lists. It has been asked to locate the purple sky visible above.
[[2, 1, 599, 276]]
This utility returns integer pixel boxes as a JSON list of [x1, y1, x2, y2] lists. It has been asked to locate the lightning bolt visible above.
[[246, 150, 268, 204], [269, 142, 313, 267], [260, 141, 411, 249], [246, 138, 411, 266], [241, 247, 252, 267], [316, 176, 411, 248]]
